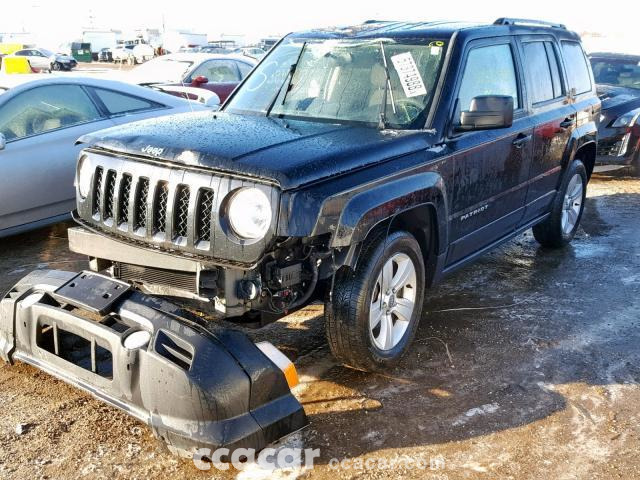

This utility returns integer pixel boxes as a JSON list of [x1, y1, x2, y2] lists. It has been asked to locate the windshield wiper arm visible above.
[[265, 42, 307, 117], [378, 41, 397, 130]]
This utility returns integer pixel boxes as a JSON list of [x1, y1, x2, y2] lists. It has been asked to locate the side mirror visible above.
[[457, 95, 514, 131], [192, 75, 208, 85], [204, 93, 221, 110], [0, 133, 5, 151]]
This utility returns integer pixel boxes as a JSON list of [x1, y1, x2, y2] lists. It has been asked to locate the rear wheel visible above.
[[325, 230, 425, 371], [51, 62, 61, 71], [533, 159, 587, 248]]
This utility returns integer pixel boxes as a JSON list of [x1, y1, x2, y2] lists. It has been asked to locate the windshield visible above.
[[591, 57, 640, 90], [40, 48, 53, 56], [131, 57, 194, 83], [225, 37, 447, 129]]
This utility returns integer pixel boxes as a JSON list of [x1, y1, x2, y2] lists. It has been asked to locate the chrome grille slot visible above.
[[196, 188, 214, 244], [153, 182, 169, 235], [118, 174, 132, 227], [103, 170, 117, 222], [134, 178, 149, 233], [174, 185, 190, 239], [92, 167, 103, 216]]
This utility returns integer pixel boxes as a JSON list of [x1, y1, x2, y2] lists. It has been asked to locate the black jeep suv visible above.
[[70, 18, 599, 371]]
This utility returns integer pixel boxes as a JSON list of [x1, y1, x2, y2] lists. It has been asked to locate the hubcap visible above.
[[369, 253, 417, 351], [562, 173, 584, 235]]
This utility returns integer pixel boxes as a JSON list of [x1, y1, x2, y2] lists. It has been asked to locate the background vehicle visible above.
[[590, 52, 640, 173], [8, 48, 77, 71], [112, 45, 135, 64], [234, 46, 266, 60], [126, 53, 257, 102], [98, 47, 113, 62], [132, 43, 155, 63], [0, 76, 205, 237], [70, 19, 599, 373]]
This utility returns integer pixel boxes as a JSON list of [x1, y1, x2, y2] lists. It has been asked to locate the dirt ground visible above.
[[1, 171, 639, 480]]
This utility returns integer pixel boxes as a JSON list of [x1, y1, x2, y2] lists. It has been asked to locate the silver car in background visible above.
[[0, 76, 205, 238]]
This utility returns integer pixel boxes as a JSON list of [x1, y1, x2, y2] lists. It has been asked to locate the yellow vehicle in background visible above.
[[0, 44, 31, 74]]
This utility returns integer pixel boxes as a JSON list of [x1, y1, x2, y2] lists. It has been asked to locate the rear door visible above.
[[518, 36, 577, 223], [0, 84, 114, 231], [446, 37, 534, 265]]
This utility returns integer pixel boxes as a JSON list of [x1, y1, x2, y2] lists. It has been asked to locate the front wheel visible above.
[[51, 62, 61, 71], [533, 159, 587, 248], [325, 230, 425, 371]]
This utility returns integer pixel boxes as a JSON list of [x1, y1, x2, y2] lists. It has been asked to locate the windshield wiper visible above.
[[265, 42, 307, 117], [378, 41, 397, 130]]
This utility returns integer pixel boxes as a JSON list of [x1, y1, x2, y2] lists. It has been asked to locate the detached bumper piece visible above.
[[0, 270, 307, 457]]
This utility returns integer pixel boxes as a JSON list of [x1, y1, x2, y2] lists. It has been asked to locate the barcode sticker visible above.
[[391, 52, 427, 98]]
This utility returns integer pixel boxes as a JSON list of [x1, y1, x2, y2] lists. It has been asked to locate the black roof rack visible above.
[[494, 18, 566, 29]]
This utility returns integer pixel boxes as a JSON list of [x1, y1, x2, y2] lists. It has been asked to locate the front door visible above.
[[446, 38, 533, 265]]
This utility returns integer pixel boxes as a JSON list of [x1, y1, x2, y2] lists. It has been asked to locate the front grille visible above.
[[115, 263, 197, 293], [92, 167, 103, 216], [134, 178, 149, 231], [79, 152, 276, 263], [174, 185, 190, 238], [118, 174, 132, 226], [153, 182, 169, 234], [196, 189, 214, 243], [104, 170, 117, 221]]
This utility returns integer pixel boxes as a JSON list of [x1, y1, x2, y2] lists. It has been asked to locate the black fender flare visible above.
[[330, 172, 448, 255], [562, 120, 598, 176]]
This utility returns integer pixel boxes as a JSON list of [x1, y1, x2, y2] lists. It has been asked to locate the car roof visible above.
[[160, 52, 257, 64], [289, 19, 581, 42], [0, 74, 192, 108]]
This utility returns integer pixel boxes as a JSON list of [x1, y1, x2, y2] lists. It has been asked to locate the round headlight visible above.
[[77, 156, 93, 199], [227, 188, 272, 240]]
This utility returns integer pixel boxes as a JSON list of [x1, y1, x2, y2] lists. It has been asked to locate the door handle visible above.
[[559, 118, 575, 129], [512, 134, 531, 149]]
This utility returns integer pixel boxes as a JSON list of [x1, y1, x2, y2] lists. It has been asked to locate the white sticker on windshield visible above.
[[390, 52, 427, 98]]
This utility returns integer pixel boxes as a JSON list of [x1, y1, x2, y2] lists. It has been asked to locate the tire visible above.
[[533, 159, 587, 248], [51, 62, 61, 71], [325, 229, 425, 371]]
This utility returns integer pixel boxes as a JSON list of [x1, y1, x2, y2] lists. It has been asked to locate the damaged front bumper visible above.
[[0, 269, 307, 457]]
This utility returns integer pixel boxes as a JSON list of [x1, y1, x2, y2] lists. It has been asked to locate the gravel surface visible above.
[[1, 172, 639, 479]]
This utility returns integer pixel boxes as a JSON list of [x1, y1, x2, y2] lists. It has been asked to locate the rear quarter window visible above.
[[93, 88, 163, 115], [561, 41, 592, 94]]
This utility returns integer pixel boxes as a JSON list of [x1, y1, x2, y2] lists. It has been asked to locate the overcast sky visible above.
[[1, 0, 635, 51]]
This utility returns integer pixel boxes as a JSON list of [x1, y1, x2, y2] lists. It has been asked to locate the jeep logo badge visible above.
[[142, 145, 164, 157]]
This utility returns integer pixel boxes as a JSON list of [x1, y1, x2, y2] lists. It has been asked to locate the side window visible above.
[[236, 62, 253, 79], [523, 42, 554, 104], [190, 60, 240, 83], [458, 43, 519, 112], [14, 50, 27, 56], [545, 43, 564, 98], [561, 41, 592, 94], [92, 88, 163, 115], [0, 85, 102, 141]]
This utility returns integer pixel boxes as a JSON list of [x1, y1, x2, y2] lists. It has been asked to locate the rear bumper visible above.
[[0, 270, 307, 457]]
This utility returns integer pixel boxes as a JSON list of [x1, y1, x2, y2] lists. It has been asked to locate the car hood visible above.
[[78, 111, 434, 190], [597, 84, 640, 110], [596, 85, 640, 128]]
